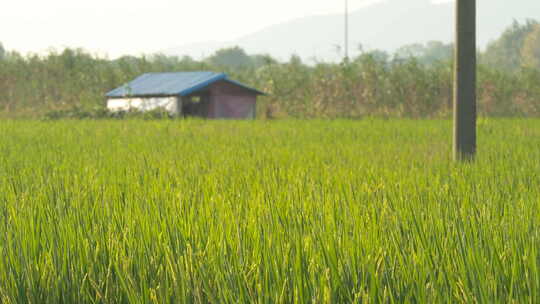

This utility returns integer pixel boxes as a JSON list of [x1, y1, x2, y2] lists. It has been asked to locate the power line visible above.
[[345, 0, 349, 60]]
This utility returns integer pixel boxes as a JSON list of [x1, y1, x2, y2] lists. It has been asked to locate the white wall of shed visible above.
[[107, 97, 181, 114]]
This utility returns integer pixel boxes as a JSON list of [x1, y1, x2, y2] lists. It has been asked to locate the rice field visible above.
[[0, 119, 539, 303]]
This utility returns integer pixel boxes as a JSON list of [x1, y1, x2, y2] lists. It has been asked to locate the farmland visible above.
[[0, 119, 539, 303]]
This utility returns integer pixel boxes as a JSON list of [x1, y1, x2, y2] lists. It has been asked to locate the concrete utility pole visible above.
[[453, 0, 477, 161]]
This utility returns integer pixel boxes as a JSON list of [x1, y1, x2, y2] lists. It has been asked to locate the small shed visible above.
[[106, 72, 265, 119]]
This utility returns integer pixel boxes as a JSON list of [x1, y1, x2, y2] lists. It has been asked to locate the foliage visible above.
[[0, 46, 539, 120], [0, 20, 540, 119], [0, 120, 539, 302], [521, 23, 540, 69], [43, 106, 176, 120], [482, 20, 540, 71], [395, 41, 453, 66], [205, 46, 276, 69], [206, 46, 255, 68], [43, 106, 112, 120], [0, 42, 5, 60]]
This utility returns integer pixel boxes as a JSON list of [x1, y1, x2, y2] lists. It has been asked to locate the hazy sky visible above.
[[1, 0, 451, 58]]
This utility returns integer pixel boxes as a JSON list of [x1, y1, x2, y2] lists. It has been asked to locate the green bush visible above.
[[43, 106, 177, 120], [0, 43, 539, 119]]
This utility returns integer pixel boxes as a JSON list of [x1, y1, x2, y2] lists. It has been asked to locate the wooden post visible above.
[[453, 0, 477, 161]]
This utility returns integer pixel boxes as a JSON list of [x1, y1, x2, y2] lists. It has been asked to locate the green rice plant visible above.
[[0, 119, 538, 303]]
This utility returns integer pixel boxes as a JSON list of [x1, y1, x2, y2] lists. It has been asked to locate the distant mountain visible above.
[[163, 0, 540, 62]]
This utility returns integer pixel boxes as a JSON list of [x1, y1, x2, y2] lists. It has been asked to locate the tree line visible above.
[[0, 20, 539, 119]]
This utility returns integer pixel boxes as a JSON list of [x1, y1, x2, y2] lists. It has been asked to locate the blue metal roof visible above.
[[106, 72, 265, 97]]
